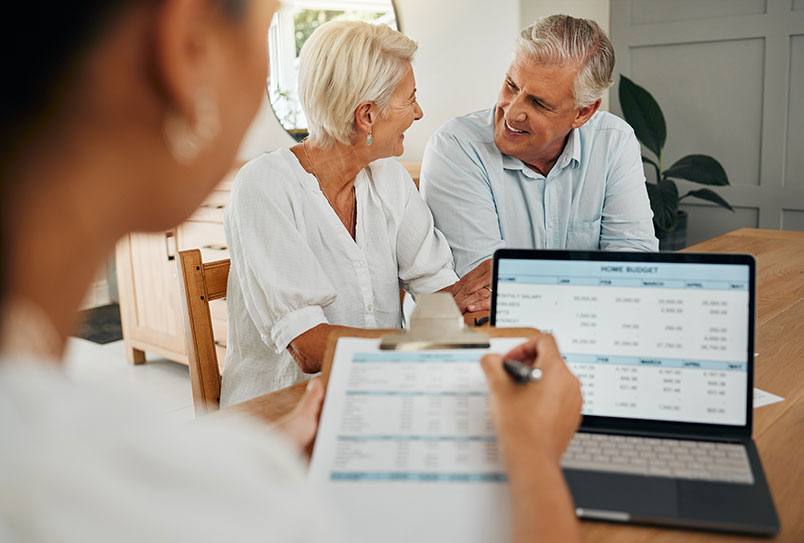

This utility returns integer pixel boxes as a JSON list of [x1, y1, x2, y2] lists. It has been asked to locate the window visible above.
[[267, 0, 398, 140]]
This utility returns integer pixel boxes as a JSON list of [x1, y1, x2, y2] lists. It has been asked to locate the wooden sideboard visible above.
[[116, 160, 422, 366], [116, 171, 234, 365]]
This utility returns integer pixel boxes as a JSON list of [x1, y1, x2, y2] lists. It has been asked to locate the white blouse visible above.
[[0, 357, 336, 542], [220, 148, 458, 406]]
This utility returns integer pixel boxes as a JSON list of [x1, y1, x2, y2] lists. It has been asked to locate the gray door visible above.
[[610, 0, 804, 244]]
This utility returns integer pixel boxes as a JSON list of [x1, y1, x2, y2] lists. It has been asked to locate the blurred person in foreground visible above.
[[221, 21, 492, 406], [0, 2, 581, 542]]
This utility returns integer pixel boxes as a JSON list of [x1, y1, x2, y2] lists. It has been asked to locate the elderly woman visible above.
[[221, 21, 491, 405]]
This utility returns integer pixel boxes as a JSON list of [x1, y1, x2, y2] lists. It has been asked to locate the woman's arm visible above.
[[287, 323, 362, 373], [481, 334, 583, 543]]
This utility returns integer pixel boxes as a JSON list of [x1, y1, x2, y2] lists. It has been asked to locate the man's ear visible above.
[[570, 98, 601, 129], [354, 101, 377, 136], [152, 0, 216, 115]]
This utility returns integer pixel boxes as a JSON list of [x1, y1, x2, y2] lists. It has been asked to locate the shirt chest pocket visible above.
[[566, 219, 601, 249]]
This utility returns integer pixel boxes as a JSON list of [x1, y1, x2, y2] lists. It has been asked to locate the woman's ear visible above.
[[354, 101, 377, 136], [152, 0, 218, 116]]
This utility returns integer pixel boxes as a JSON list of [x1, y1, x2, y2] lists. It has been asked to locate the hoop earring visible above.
[[367, 130, 373, 146], [164, 87, 220, 164]]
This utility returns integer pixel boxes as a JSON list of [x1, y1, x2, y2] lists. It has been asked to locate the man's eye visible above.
[[506, 80, 516, 90]]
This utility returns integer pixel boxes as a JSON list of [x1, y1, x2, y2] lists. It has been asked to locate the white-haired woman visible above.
[[221, 21, 491, 406]]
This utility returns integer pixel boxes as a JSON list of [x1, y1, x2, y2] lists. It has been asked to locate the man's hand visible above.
[[449, 259, 492, 313], [273, 378, 325, 455]]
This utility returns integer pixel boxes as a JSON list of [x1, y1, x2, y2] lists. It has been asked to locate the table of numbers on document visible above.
[[319, 338, 527, 483]]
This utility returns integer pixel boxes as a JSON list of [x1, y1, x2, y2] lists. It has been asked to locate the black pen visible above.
[[503, 358, 543, 384]]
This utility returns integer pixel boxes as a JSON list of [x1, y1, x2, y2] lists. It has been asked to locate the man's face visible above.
[[493, 56, 590, 169]]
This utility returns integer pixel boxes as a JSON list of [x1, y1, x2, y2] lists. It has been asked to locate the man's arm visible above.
[[420, 130, 505, 277], [600, 130, 659, 252]]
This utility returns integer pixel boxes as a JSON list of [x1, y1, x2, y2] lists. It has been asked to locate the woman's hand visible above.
[[481, 334, 582, 463], [273, 378, 325, 455], [448, 258, 492, 313], [481, 334, 583, 543]]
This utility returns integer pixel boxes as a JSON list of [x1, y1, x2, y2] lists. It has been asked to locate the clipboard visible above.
[[318, 293, 540, 391], [309, 294, 541, 543]]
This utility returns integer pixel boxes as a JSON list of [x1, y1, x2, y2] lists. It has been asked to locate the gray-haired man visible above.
[[421, 15, 658, 280]]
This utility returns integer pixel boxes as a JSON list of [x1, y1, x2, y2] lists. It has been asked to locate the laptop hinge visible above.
[[578, 427, 750, 443]]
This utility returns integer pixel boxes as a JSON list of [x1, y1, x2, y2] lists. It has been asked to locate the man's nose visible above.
[[506, 94, 528, 123]]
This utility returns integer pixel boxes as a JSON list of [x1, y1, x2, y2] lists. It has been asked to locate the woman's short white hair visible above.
[[514, 14, 615, 108], [298, 20, 417, 148]]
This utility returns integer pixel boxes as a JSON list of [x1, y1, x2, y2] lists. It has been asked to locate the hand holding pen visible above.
[[503, 358, 543, 384], [480, 333, 583, 543], [480, 333, 582, 463]]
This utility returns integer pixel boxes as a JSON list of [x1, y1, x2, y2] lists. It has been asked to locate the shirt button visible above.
[[547, 221, 554, 228], [367, 304, 373, 312]]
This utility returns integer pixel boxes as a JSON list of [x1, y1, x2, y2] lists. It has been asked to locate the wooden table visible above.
[[219, 228, 804, 542]]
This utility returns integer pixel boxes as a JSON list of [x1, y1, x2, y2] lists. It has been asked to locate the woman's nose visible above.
[[414, 101, 424, 121]]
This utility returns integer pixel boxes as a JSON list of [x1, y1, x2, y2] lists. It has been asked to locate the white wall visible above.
[[237, 0, 609, 162], [394, 0, 519, 161], [520, 0, 609, 34]]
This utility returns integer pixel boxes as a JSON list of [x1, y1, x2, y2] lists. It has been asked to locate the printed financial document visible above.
[[309, 336, 529, 543]]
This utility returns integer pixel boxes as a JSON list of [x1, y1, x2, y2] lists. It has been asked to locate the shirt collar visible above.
[[501, 126, 582, 177], [557, 127, 581, 169]]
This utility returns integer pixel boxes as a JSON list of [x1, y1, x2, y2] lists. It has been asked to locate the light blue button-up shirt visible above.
[[420, 108, 658, 277]]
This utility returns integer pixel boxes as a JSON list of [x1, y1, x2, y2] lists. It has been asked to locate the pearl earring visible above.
[[164, 87, 220, 164]]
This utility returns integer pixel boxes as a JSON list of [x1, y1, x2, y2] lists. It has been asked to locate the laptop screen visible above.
[[492, 251, 753, 427]]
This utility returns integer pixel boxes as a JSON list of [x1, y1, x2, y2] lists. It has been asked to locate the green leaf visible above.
[[641, 155, 661, 181], [646, 180, 679, 231], [681, 189, 734, 211], [619, 75, 666, 159], [663, 155, 729, 186]]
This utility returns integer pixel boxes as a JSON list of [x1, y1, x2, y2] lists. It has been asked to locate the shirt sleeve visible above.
[[394, 167, 459, 297], [600, 130, 660, 252], [225, 163, 335, 353], [420, 130, 504, 277]]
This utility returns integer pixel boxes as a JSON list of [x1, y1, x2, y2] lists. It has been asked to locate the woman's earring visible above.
[[367, 130, 373, 146], [164, 87, 220, 164]]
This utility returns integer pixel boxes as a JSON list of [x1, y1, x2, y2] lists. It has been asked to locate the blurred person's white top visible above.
[[220, 148, 458, 406], [0, 355, 338, 542]]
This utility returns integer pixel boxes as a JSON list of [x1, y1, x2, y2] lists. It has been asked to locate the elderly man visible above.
[[421, 15, 658, 279]]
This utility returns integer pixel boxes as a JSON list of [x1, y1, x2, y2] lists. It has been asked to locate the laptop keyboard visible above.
[[561, 433, 754, 485]]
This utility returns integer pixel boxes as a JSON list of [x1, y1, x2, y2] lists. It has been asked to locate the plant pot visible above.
[[655, 210, 688, 251]]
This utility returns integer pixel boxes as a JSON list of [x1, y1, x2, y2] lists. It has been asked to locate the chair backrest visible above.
[[177, 249, 230, 415]]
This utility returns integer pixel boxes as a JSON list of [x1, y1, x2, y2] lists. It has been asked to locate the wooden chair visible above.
[[177, 249, 230, 415]]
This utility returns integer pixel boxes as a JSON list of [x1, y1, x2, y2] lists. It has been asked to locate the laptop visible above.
[[490, 249, 779, 536]]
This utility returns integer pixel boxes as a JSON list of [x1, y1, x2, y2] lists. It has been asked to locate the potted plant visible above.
[[618, 75, 733, 250]]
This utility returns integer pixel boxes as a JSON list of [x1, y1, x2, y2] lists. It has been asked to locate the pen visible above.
[[503, 358, 543, 384]]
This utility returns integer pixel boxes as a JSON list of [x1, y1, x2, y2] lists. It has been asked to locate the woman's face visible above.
[[154, 0, 277, 227], [194, 0, 276, 184], [370, 64, 423, 158]]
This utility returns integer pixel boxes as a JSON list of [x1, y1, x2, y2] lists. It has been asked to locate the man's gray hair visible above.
[[515, 14, 615, 108]]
